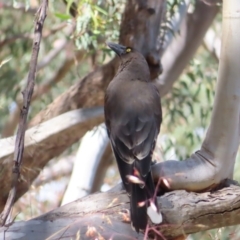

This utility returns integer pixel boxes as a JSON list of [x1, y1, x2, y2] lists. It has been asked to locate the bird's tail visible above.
[[130, 172, 158, 232]]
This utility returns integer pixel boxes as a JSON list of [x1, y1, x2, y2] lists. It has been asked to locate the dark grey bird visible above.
[[104, 42, 162, 232]]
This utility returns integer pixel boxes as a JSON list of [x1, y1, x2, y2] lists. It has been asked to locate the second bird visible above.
[[104, 42, 162, 232]]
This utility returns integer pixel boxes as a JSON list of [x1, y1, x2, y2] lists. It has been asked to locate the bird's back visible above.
[[105, 72, 161, 170]]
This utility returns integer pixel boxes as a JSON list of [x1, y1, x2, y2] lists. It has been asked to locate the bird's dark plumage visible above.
[[104, 42, 162, 232]]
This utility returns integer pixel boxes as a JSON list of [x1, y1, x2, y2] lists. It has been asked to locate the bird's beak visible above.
[[107, 42, 126, 56]]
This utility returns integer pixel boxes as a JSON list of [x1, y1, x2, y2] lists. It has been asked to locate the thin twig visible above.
[[1, 47, 84, 138], [0, 22, 67, 49], [0, 0, 48, 226]]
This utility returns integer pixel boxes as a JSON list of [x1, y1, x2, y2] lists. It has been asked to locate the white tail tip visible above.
[[147, 204, 162, 224]]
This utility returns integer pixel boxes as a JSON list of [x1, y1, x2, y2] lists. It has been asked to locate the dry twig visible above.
[[0, 0, 48, 226]]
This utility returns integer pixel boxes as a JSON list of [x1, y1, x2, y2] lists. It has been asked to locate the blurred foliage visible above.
[[162, 46, 217, 160], [0, 0, 124, 133], [189, 226, 240, 240], [52, 0, 124, 53]]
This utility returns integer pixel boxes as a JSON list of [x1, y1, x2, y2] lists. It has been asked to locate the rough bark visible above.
[[0, 0, 48, 226], [0, 108, 103, 211], [1, 184, 240, 239]]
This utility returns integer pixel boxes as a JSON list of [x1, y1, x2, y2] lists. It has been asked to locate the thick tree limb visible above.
[[91, 142, 113, 193], [0, 108, 103, 211], [61, 124, 109, 205], [152, 0, 240, 192], [1, 184, 240, 239]]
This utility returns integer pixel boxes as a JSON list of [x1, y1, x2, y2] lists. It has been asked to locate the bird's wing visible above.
[[104, 82, 162, 177], [114, 110, 159, 175], [108, 108, 159, 174]]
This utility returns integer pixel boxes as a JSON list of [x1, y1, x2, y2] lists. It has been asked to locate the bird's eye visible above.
[[126, 48, 132, 53]]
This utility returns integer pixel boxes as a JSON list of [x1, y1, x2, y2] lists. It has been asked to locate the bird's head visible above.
[[106, 42, 150, 80], [106, 42, 134, 58]]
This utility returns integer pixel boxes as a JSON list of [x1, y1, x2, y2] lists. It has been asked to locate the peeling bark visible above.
[[1, 184, 240, 239]]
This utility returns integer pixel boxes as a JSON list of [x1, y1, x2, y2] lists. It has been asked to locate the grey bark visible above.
[[1, 184, 240, 239], [0, 108, 103, 210]]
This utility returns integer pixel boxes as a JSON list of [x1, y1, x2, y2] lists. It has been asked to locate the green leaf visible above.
[[93, 5, 108, 15], [66, 0, 75, 15], [54, 12, 71, 20], [180, 80, 188, 90], [187, 72, 195, 82], [186, 101, 194, 114], [176, 109, 187, 123], [206, 88, 211, 102], [0, 57, 12, 68]]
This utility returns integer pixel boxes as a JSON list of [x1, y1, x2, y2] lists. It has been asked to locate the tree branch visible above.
[[1, 47, 85, 138], [0, 108, 103, 211], [91, 142, 113, 193], [61, 124, 109, 205], [0, 0, 48, 226], [152, 0, 240, 192], [1, 184, 240, 239]]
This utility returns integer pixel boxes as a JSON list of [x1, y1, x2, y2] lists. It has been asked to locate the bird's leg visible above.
[[119, 208, 131, 223], [155, 176, 171, 197], [126, 167, 145, 187]]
